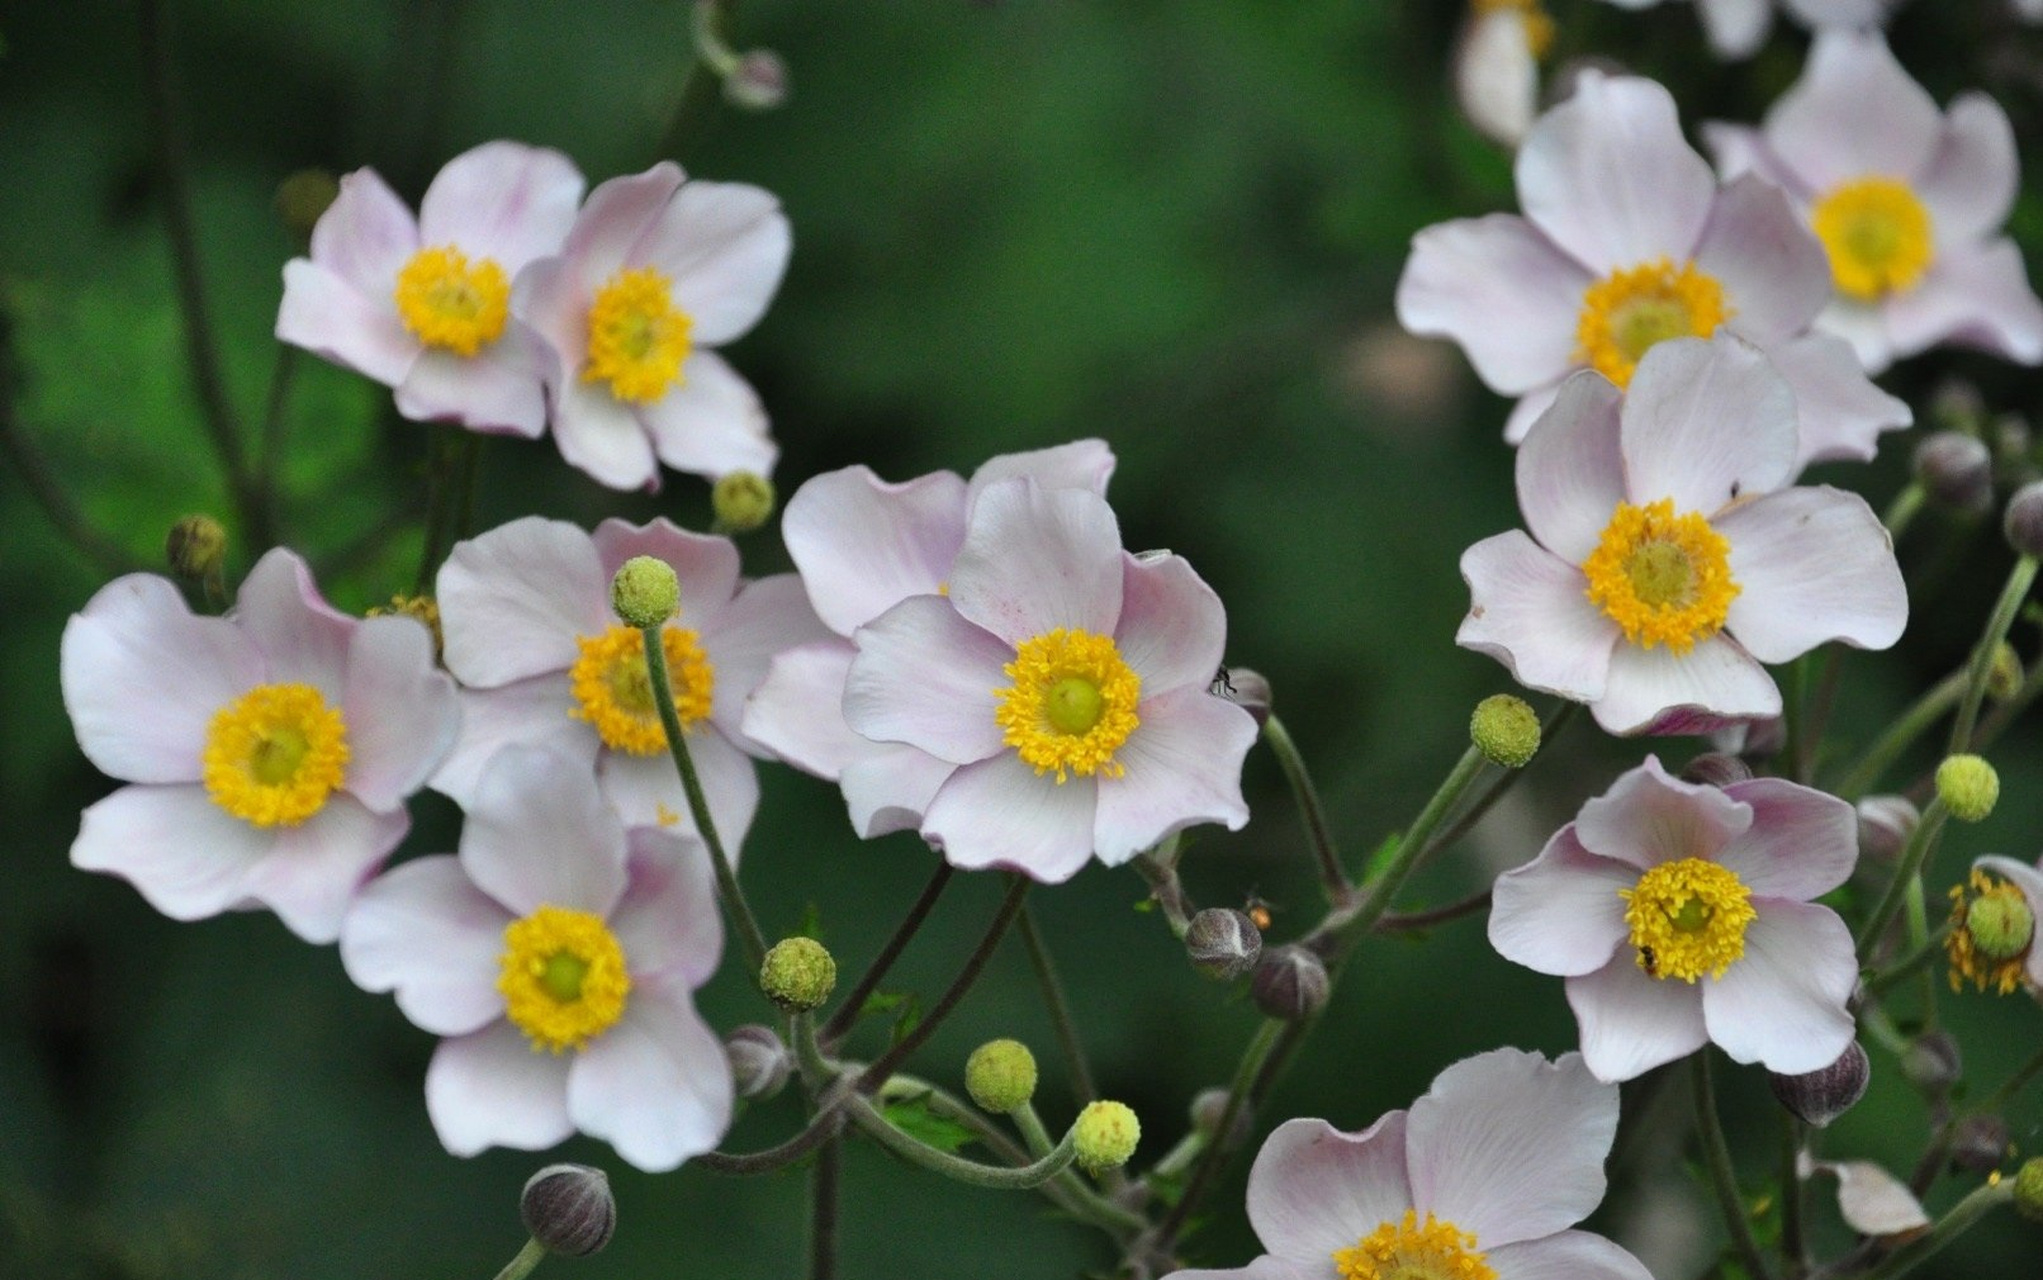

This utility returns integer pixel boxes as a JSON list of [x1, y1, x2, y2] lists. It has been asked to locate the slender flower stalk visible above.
[[1694, 1051, 1775, 1280], [1836, 669, 1967, 800], [490, 1239, 548, 1280], [1152, 1017, 1283, 1250], [819, 862, 956, 1047], [840, 1093, 1078, 1190], [856, 876, 1030, 1092], [1017, 904, 1097, 1103], [810, 1137, 840, 1280], [1949, 556, 2039, 754], [694, 1108, 844, 1176], [1857, 798, 1951, 962], [1856, 1177, 2015, 1280], [1260, 713, 1351, 902]]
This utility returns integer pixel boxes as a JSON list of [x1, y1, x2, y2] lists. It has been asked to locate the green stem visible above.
[[1376, 888, 1492, 934], [810, 1136, 839, 1280], [1415, 699, 1575, 867], [695, 1106, 844, 1176], [1883, 481, 1926, 542], [0, 306, 139, 575], [1153, 1018, 1283, 1250], [819, 861, 955, 1048], [251, 343, 299, 553], [1017, 903, 1097, 1103], [1324, 744, 1489, 949], [1834, 671, 1966, 802], [1693, 1052, 1774, 1280], [1130, 838, 1196, 934], [1013, 1102, 1146, 1233], [1862, 922, 1952, 997], [1856, 799, 1950, 964], [654, 0, 738, 159], [791, 1011, 834, 1090], [1261, 714, 1351, 903], [489, 1238, 548, 1280], [856, 876, 1029, 1092], [1854, 1178, 2014, 1280], [1779, 1115, 1806, 1274], [842, 1094, 1076, 1190], [1949, 556, 2038, 755], [1981, 1041, 2043, 1112]]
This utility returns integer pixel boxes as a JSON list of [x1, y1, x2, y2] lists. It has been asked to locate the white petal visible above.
[[1567, 956, 1710, 1083], [1766, 32, 1941, 191], [1884, 239, 2043, 366], [72, 785, 272, 923], [235, 548, 354, 701], [425, 1020, 573, 1157], [640, 350, 777, 481], [1697, 0, 1774, 58], [642, 180, 791, 346], [430, 679, 593, 809], [597, 730, 759, 856], [564, 163, 684, 287], [1115, 553, 1227, 694], [1766, 332, 1911, 467], [1574, 756, 1750, 868], [1454, 11, 1538, 148], [1484, 1231, 1655, 1280], [1091, 688, 1256, 864], [947, 480, 1124, 646], [840, 744, 956, 838], [742, 642, 866, 778], [1809, 1160, 1932, 1237], [551, 379, 660, 491], [1719, 487, 1906, 662], [1395, 215, 1591, 394], [783, 465, 969, 635], [1813, 296, 1896, 374], [1488, 827, 1633, 976], [1702, 899, 1857, 1073], [1244, 1113, 1412, 1265], [590, 517, 741, 626], [1695, 176, 1829, 341], [1457, 531, 1617, 702], [612, 830, 723, 988], [438, 517, 608, 688], [1515, 370, 1625, 564], [1620, 336, 1798, 515], [417, 141, 585, 269], [920, 752, 1099, 883], [242, 794, 409, 943], [1714, 777, 1858, 900], [462, 746, 627, 918], [569, 980, 733, 1172], [1700, 123, 1811, 199], [843, 595, 1011, 765], [339, 855, 509, 1036], [342, 615, 461, 812], [1593, 634, 1781, 736], [1918, 94, 2018, 251], [965, 439, 1116, 505], [276, 258, 418, 386], [1500, 378, 1567, 446], [308, 166, 417, 297], [393, 327, 552, 438], [699, 573, 834, 747]]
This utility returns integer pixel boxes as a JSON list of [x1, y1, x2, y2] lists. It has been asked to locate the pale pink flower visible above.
[[1454, 3, 1551, 148], [62, 549, 460, 942], [1165, 1048, 1651, 1280], [742, 440, 1115, 837], [1705, 31, 2043, 373], [1458, 334, 1905, 736], [277, 141, 585, 437], [515, 162, 789, 490], [842, 479, 1255, 882], [1398, 71, 1908, 466], [1489, 756, 1860, 1081], [340, 746, 730, 1171], [1598, 0, 1895, 59]]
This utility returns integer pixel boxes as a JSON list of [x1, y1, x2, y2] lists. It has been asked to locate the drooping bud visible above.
[[1184, 908, 1262, 981], [274, 168, 340, 248], [1769, 1041, 1870, 1128], [1212, 666, 1272, 728], [2007, 480, 2043, 557], [1936, 754, 1999, 823], [1900, 1031, 1961, 1094], [725, 1023, 792, 1100], [1250, 945, 1328, 1022], [166, 514, 228, 582], [712, 470, 776, 533], [1189, 1088, 1253, 1148], [1681, 752, 1752, 788], [724, 49, 789, 110], [1856, 796, 1919, 867], [1072, 1100, 1140, 1176], [1987, 642, 2025, 702], [1949, 1113, 2011, 1175], [610, 555, 679, 628], [1914, 431, 1993, 513], [520, 1163, 616, 1257], [2015, 1158, 2043, 1223], [1470, 694, 1540, 768], [759, 936, 836, 1012], [964, 1039, 1038, 1114]]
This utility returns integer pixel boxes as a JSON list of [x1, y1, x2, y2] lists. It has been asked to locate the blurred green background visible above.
[[4, 1, 2043, 1276]]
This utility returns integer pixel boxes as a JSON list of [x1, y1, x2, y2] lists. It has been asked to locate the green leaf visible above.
[[877, 1093, 979, 1155]]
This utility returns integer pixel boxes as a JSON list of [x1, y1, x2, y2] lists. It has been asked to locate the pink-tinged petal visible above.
[[1500, 378, 1567, 446], [1975, 856, 2043, 988], [1515, 74, 1715, 274], [920, 753, 1098, 882], [565, 163, 685, 289], [947, 480, 1124, 645], [1594, 636, 1780, 736], [784, 466, 970, 635], [342, 615, 460, 812], [642, 180, 790, 346], [1766, 32, 1940, 191], [1407, 1049, 1616, 1245], [699, 574, 834, 746], [1484, 1231, 1655, 1280], [1697, 177, 1830, 341], [743, 642, 865, 778], [1488, 827, 1634, 976], [1620, 336, 1798, 514], [1702, 899, 1857, 1072], [339, 855, 509, 1036], [1884, 239, 2043, 365], [425, 1020, 573, 1157], [1697, 0, 1772, 57], [63, 574, 261, 783], [308, 166, 417, 297], [236, 548, 355, 701], [1457, 532, 1618, 702], [640, 349, 777, 481], [1782, 0, 1894, 25], [552, 380, 660, 490], [1719, 487, 1906, 662], [1700, 123, 1812, 200], [1091, 688, 1256, 865], [510, 255, 588, 370], [394, 326, 552, 438], [430, 679, 594, 808], [1567, 955, 1710, 1083], [1454, 10, 1538, 148], [967, 439, 1117, 505], [569, 978, 733, 1172], [597, 732, 758, 860], [840, 744, 955, 838], [1395, 214, 1592, 395], [612, 830, 722, 988], [276, 258, 419, 386], [1245, 1113, 1412, 1265], [1918, 95, 2018, 251], [844, 596, 1011, 764], [1516, 371, 1625, 563], [242, 795, 408, 943], [1166, 1258, 1323, 1280], [1767, 332, 1911, 466], [592, 518, 742, 636], [438, 517, 609, 688], [1115, 553, 1227, 694], [72, 785, 271, 922], [1714, 778, 1857, 900], [1575, 757, 1751, 868], [417, 141, 585, 269], [462, 747, 627, 918], [1814, 297, 1894, 373]]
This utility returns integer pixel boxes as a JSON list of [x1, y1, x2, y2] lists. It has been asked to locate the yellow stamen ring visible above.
[[1619, 857, 1757, 983], [498, 905, 632, 1053], [1576, 258, 1729, 387], [582, 266, 694, 403], [1811, 177, 1934, 302], [201, 683, 351, 828], [1333, 1209, 1496, 1280], [1582, 498, 1740, 653], [393, 245, 511, 356], [567, 625, 715, 755], [993, 628, 1141, 783]]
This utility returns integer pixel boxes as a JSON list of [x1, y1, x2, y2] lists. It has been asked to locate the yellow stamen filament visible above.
[[393, 246, 511, 356], [568, 625, 715, 755], [994, 628, 1141, 783], [1620, 857, 1756, 983], [1472, 0, 1555, 57], [498, 906, 631, 1053], [1582, 498, 1740, 653], [1811, 177, 1934, 302], [201, 683, 351, 827], [582, 267, 693, 403], [1946, 870, 2033, 995], [1576, 258, 1729, 387], [1333, 1210, 1496, 1280]]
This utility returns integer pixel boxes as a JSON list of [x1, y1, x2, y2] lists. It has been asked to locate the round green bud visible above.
[[275, 168, 340, 248], [1967, 889, 2035, 961], [2015, 1157, 2043, 1223], [166, 514, 228, 582], [1936, 754, 2000, 823], [610, 555, 679, 628], [1072, 1099, 1140, 1176], [1470, 694, 1540, 768], [520, 1163, 616, 1257], [712, 471, 777, 534], [964, 1039, 1038, 1114], [759, 936, 836, 1012], [1988, 642, 2025, 703]]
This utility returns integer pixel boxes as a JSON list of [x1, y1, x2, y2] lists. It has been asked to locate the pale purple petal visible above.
[[920, 753, 1098, 882], [1455, 10, 1537, 147], [843, 596, 1011, 764], [1567, 955, 1710, 1082], [1918, 95, 2018, 251], [1515, 371, 1625, 563], [1488, 827, 1633, 976], [841, 744, 956, 838], [510, 256, 588, 372], [1714, 778, 1858, 900], [1702, 899, 1857, 1072], [783, 466, 969, 635], [1500, 379, 1567, 446], [235, 548, 355, 701], [1719, 487, 1906, 662], [699, 574, 834, 746], [966, 439, 1116, 505], [1814, 297, 1895, 374], [276, 259, 419, 386], [1115, 553, 1227, 694], [308, 166, 417, 297], [430, 679, 594, 809], [1697, 0, 1772, 57], [1457, 532, 1618, 702], [1394, 215, 1592, 394], [72, 784, 272, 923], [641, 180, 790, 346], [1767, 332, 1911, 466], [1700, 124, 1811, 199], [1575, 757, 1751, 869], [611, 830, 722, 988], [1245, 1113, 1412, 1265], [438, 517, 609, 688], [552, 379, 660, 491], [947, 480, 1124, 646], [1593, 634, 1781, 736], [1695, 176, 1830, 341], [341, 615, 461, 812], [1619, 336, 1798, 515], [462, 746, 627, 918], [1485, 1231, 1656, 1280], [641, 349, 777, 480], [241, 795, 409, 943], [592, 517, 740, 620], [1884, 239, 2043, 365], [564, 163, 685, 289], [1765, 32, 1941, 191], [339, 855, 509, 1036], [417, 141, 585, 268], [569, 979, 733, 1171], [1091, 688, 1256, 864], [597, 731, 758, 857], [425, 1020, 574, 1156], [393, 326, 552, 438], [742, 642, 865, 778]]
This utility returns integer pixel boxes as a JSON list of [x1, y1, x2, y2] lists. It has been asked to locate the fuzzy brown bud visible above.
[[1250, 945, 1328, 1022], [1915, 432, 1994, 513], [2006, 480, 2043, 558], [1769, 1041, 1869, 1128], [520, 1163, 616, 1257], [1900, 1031, 1961, 1094], [1949, 1113, 2011, 1175], [1681, 752, 1752, 788], [1184, 908, 1262, 981]]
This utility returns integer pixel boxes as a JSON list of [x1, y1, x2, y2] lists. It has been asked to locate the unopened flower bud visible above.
[[2015, 1158, 2043, 1222], [1949, 1113, 2011, 1174], [1073, 1100, 1140, 1175], [712, 470, 776, 533], [1189, 1088, 1253, 1148], [1936, 754, 1999, 823], [1212, 666, 1272, 728], [1994, 413, 2031, 466], [1470, 694, 1540, 768], [1929, 380, 1986, 436], [1681, 752, 1752, 788], [724, 49, 789, 110], [166, 514, 227, 582], [274, 168, 340, 248], [1901, 1031, 1961, 1094], [759, 936, 836, 1012], [2007, 481, 2043, 557], [1856, 796, 1919, 866], [1184, 908, 1262, 981], [1986, 642, 2025, 703], [1769, 1041, 1869, 1128], [1251, 945, 1328, 1022], [725, 1023, 791, 1100], [520, 1163, 616, 1257], [1915, 432, 1994, 513], [964, 1039, 1037, 1114], [610, 555, 679, 628]]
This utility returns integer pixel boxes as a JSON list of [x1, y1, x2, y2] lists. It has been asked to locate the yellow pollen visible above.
[[1811, 177, 1934, 302], [497, 906, 631, 1053], [654, 803, 682, 828], [1333, 1210, 1496, 1280], [1946, 870, 2032, 995], [1576, 258, 1729, 387], [582, 266, 693, 403], [1472, 0, 1555, 57], [994, 628, 1141, 783], [567, 625, 715, 755], [201, 683, 351, 827], [1582, 498, 1739, 652], [392, 246, 511, 356], [1620, 857, 1756, 983]]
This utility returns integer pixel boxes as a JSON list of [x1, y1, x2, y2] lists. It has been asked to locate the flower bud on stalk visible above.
[[759, 936, 836, 1012], [1914, 432, 1994, 514], [1901, 1031, 1961, 1095], [1073, 1100, 1140, 1176], [1470, 694, 1539, 767], [1681, 752, 1752, 788], [964, 1039, 1038, 1114], [1250, 945, 1328, 1022], [1769, 1041, 1869, 1127], [1987, 642, 2025, 702], [2006, 480, 2043, 557], [520, 1164, 616, 1257], [1949, 1113, 2011, 1175], [1184, 908, 1261, 980], [712, 471, 776, 533], [610, 555, 679, 628], [1936, 754, 1999, 823], [725, 1024, 792, 1100], [166, 514, 227, 583], [1189, 1087, 1253, 1148]]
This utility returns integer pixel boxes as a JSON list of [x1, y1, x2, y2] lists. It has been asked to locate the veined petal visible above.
[[1246, 1113, 1412, 1265], [784, 466, 969, 635], [1488, 827, 1633, 976], [1715, 778, 1858, 900], [1516, 370, 1625, 564], [1919, 94, 2019, 251], [1090, 688, 1256, 864], [743, 642, 865, 778], [430, 679, 593, 809], [1395, 214, 1591, 394], [569, 979, 733, 1171], [1702, 899, 1857, 1072], [640, 350, 778, 481], [236, 548, 355, 702], [597, 729, 760, 855], [1619, 336, 1798, 515], [1484, 1232, 1655, 1280], [1766, 32, 1941, 191], [308, 166, 417, 298], [241, 794, 408, 944], [840, 744, 956, 838], [1766, 332, 1911, 467], [418, 141, 585, 269], [342, 615, 460, 813], [1568, 955, 1710, 1083], [1700, 123, 1811, 200], [947, 480, 1124, 645], [552, 380, 660, 491], [564, 163, 685, 289], [612, 830, 723, 988], [699, 573, 834, 747], [72, 785, 272, 923], [1593, 635, 1781, 736], [1500, 378, 1567, 446], [589, 517, 741, 629], [920, 752, 1098, 883], [1814, 296, 1896, 374], [1719, 487, 1906, 662], [438, 517, 610, 688], [277, 259, 419, 386], [339, 855, 509, 1037], [1115, 552, 1227, 694], [1884, 239, 2043, 366], [1695, 176, 1830, 341], [966, 439, 1116, 506], [394, 326, 552, 438], [642, 180, 791, 346], [462, 746, 627, 919], [1574, 756, 1750, 869], [1457, 531, 1618, 702], [425, 1020, 573, 1156], [844, 595, 1011, 764]]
